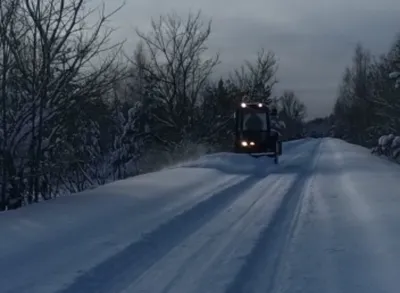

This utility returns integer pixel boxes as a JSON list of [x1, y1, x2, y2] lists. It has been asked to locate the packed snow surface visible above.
[[1, 138, 400, 293]]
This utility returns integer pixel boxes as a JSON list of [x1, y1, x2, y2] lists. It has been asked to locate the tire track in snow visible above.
[[1, 175, 240, 293], [224, 139, 322, 293], [124, 175, 290, 293], [57, 174, 266, 293]]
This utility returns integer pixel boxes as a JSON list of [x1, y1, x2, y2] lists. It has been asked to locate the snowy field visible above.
[[1, 138, 400, 293]]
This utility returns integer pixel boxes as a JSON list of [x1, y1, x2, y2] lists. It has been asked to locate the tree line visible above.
[[331, 34, 400, 147], [0, 0, 307, 210]]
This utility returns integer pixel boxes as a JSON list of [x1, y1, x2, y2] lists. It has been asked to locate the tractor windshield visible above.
[[242, 112, 267, 131]]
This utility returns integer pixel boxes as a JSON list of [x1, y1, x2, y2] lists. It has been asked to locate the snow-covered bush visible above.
[[391, 136, 400, 159], [372, 134, 400, 162]]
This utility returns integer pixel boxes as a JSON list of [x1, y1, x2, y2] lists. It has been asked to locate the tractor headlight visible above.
[[241, 102, 246, 108], [258, 103, 262, 107], [250, 141, 255, 146], [241, 141, 248, 146]]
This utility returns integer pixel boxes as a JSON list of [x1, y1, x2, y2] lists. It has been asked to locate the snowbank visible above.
[[176, 138, 312, 175]]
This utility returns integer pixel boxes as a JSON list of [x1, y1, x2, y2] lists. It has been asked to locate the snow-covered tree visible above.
[[0, 0, 126, 209], [332, 33, 400, 161]]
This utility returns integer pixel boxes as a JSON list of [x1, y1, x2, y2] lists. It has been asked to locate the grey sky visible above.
[[102, 0, 400, 119]]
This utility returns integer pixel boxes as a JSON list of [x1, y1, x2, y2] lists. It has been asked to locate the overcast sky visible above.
[[101, 0, 400, 119]]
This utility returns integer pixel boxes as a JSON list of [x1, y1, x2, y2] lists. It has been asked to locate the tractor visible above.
[[233, 102, 282, 163]]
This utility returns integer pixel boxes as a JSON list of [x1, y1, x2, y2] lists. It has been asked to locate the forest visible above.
[[0, 0, 308, 210], [332, 36, 400, 147]]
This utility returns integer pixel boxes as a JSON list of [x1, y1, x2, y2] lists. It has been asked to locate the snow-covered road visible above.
[[1, 138, 400, 293]]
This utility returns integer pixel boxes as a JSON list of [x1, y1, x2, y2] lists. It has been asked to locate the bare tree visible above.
[[2, 0, 126, 204], [231, 48, 278, 103], [279, 91, 306, 120], [389, 34, 400, 88], [332, 44, 378, 144], [278, 90, 306, 139], [134, 11, 220, 140], [0, 0, 20, 209], [130, 41, 148, 102]]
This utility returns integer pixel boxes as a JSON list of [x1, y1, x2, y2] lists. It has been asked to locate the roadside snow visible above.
[[0, 139, 312, 293]]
